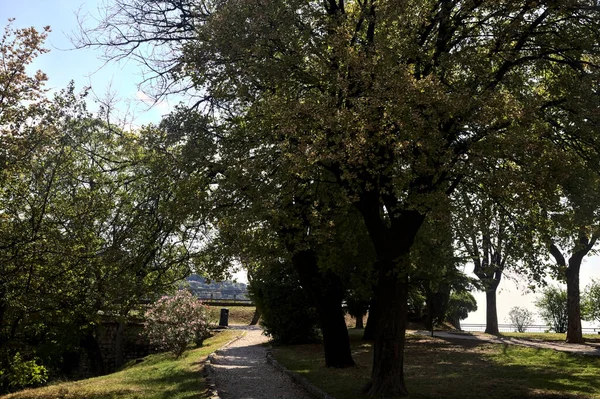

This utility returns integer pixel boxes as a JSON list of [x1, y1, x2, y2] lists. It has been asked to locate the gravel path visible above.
[[414, 330, 600, 356], [211, 326, 314, 399]]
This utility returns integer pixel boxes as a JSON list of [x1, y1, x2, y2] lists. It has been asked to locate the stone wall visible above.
[[76, 317, 155, 378]]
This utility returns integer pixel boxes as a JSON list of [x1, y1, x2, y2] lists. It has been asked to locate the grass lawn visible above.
[[500, 332, 600, 342], [271, 330, 600, 399], [2, 330, 240, 399], [224, 306, 257, 325]]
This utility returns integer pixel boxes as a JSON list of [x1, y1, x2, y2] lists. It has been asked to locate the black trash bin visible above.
[[219, 308, 229, 327]]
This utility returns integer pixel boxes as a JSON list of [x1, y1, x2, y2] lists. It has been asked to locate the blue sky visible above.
[[4, 1, 600, 328], [1, 0, 170, 125]]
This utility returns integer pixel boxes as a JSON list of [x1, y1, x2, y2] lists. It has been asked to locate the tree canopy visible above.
[[70, 1, 600, 395]]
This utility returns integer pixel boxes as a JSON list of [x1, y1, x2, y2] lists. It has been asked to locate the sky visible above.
[[1, 0, 171, 126], [4, 0, 600, 328]]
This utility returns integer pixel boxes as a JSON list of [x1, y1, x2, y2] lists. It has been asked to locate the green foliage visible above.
[[81, 1, 600, 395], [447, 291, 478, 326], [248, 261, 320, 344], [0, 85, 198, 380], [410, 212, 474, 328], [0, 20, 210, 388], [508, 307, 534, 333], [0, 353, 48, 391], [535, 287, 568, 333], [582, 279, 600, 323]]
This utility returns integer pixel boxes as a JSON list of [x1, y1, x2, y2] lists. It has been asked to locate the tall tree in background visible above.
[[453, 183, 546, 335], [79, 2, 600, 396], [546, 165, 600, 343]]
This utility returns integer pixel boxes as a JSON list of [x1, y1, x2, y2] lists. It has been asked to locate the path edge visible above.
[[203, 331, 247, 399], [266, 348, 337, 399]]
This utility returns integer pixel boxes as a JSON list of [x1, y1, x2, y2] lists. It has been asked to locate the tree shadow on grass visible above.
[[405, 336, 600, 399]]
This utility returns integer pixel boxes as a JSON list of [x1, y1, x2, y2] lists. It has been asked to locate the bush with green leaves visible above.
[[535, 286, 568, 333], [0, 352, 48, 392], [508, 306, 534, 333], [446, 291, 478, 330], [248, 261, 320, 344], [144, 290, 211, 357]]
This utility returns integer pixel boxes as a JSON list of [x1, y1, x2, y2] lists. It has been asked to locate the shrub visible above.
[[508, 306, 534, 333], [144, 290, 211, 357], [248, 261, 320, 344], [446, 291, 478, 330], [0, 352, 48, 391]]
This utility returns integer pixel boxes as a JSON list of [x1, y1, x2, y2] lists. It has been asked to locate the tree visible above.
[[0, 75, 204, 388], [453, 186, 545, 335], [0, 85, 202, 382], [508, 307, 534, 333], [582, 279, 600, 324], [546, 166, 600, 343], [0, 19, 49, 127], [81, 2, 600, 395], [535, 286, 568, 334]]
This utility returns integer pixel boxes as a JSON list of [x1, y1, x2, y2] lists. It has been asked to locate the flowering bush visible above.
[[144, 290, 211, 357]]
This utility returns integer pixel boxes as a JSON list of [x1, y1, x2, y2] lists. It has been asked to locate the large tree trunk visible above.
[[368, 260, 409, 396], [81, 329, 105, 376], [424, 294, 434, 331], [472, 236, 504, 335], [484, 287, 500, 335], [291, 249, 355, 368], [550, 242, 588, 344], [358, 201, 425, 397], [355, 313, 364, 329], [114, 320, 125, 369], [319, 292, 355, 367], [249, 308, 261, 326], [566, 256, 583, 343], [362, 295, 377, 340]]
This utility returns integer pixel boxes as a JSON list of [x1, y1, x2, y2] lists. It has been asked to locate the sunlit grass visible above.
[[3, 330, 240, 399], [204, 305, 256, 326], [272, 329, 600, 398], [499, 331, 600, 342], [224, 306, 256, 325]]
